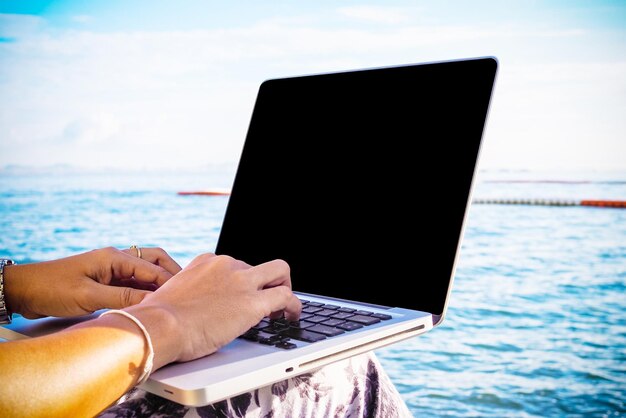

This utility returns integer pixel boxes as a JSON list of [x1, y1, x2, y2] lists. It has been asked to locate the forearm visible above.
[[0, 250, 298, 417], [0, 306, 178, 418]]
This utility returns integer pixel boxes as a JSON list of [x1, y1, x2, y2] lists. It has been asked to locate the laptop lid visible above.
[[216, 56, 498, 324]]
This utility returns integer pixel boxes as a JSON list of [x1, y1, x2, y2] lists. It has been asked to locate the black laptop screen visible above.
[[216, 57, 497, 316]]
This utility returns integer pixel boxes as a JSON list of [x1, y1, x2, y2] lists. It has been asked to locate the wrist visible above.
[[1, 263, 34, 318], [122, 304, 182, 371], [99, 309, 154, 385], [0, 259, 17, 323]]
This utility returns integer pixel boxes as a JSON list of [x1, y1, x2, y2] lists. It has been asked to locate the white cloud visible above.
[[338, 6, 413, 24], [0, 13, 45, 38], [0, 9, 624, 171], [71, 15, 94, 24], [482, 60, 626, 171], [62, 113, 120, 145]]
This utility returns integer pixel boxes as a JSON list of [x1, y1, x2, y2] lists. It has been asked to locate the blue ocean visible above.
[[1, 167, 625, 417]]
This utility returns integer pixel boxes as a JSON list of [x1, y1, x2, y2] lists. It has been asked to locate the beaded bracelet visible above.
[[99, 309, 155, 385]]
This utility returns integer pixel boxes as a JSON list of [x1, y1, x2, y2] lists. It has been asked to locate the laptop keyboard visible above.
[[238, 298, 392, 349]]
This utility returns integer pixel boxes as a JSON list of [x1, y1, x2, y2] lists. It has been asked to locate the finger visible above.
[[112, 251, 174, 287], [139, 247, 182, 274], [85, 281, 151, 311], [109, 277, 158, 291], [123, 247, 183, 274], [260, 286, 302, 322], [184, 252, 218, 270], [247, 259, 292, 290]]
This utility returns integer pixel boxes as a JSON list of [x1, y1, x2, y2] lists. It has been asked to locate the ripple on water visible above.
[[2, 172, 626, 417]]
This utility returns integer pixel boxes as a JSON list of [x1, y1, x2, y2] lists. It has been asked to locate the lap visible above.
[[98, 351, 413, 418]]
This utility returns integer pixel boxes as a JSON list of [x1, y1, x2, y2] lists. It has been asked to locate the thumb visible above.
[[86, 282, 152, 311]]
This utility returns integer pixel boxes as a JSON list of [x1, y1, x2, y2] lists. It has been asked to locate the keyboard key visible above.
[[266, 320, 291, 332], [256, 331, 278, 340], [281, 327, 327, 342], [307, 324, 345, 337], [261, 334, 289, 344], [371, 313, 392, 320], [239, 330, 260, 341], [275, 341, 297, 350], [316, 309, 339, 317], [289, 320, 315, 329], [330, 312, 354, 320], [305, 315, 329, 323], [302, 306, 324, 314], [354, 310, 373, 316], [347, 315, 380, 325], [272, 317, 291, 325], [337, 322, 363, 331], [252, 319, 270, 330], [321, 318, 346, 327]]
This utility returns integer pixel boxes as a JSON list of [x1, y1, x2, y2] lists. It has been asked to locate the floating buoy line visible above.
[[175, 189, 626, 209], [177, 190, 231, 196], [473, 198, 626, 208]]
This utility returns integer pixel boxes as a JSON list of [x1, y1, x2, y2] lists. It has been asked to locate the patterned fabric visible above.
[[98, 352, 413, 418]]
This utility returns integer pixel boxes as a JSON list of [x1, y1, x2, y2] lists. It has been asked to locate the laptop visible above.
[[1, 56, 498, 406]]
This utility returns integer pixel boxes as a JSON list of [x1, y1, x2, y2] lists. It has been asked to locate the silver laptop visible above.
[[1, 56, 498, 406]]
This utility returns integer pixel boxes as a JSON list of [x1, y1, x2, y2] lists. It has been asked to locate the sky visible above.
[[0, 0, 625, 172]]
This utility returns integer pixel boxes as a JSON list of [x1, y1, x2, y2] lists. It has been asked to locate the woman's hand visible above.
[[125, 253, 302, 369], [3, 246, 181, 319], [0, 250, 300, 417]]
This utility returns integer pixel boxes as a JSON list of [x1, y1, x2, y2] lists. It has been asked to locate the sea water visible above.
[[1, 167, 625, 417]]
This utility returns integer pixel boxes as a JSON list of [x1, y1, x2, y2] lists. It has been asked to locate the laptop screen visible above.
[[216, 57, 497, 317]]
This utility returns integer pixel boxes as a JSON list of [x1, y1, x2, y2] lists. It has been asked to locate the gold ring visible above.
[[129, 245, 142, 259]]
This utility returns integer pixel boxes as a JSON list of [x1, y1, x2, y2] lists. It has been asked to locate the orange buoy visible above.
[[580, 200, 626, 208], [177, 190, 230, 196], [473, 198, 626, 208]]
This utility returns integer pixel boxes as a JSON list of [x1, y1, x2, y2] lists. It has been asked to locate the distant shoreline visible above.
[[0, 163, 238, 176]]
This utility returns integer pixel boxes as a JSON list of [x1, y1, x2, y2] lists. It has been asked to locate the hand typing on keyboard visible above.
[[138, 253, 302, 364], [239, 299, 392, 349]]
